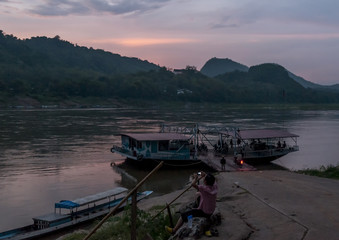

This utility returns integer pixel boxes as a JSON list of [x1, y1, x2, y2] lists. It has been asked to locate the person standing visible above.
[[220, 156, 226, 171]]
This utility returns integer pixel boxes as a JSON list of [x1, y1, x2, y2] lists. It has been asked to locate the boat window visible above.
[[136, 141, 142, 149], [169, 140, 180, 150], [159, 140, 169, 151], [129, 138, 137, 149]]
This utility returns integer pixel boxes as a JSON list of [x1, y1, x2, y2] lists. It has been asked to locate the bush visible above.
[[296, 165, 339, 179], [63, 205, 175, 240]]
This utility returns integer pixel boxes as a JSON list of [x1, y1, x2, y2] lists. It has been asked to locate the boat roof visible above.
[[33, 213, 70, 222], [121, 133, 190, 141], [55, 187, 128, 209], [227, 129, 299, 139]]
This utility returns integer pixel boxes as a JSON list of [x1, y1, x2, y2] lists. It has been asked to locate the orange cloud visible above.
[[91, 38, 198, 46]]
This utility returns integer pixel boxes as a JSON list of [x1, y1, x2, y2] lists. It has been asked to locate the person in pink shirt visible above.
[[165, 171, 218, 236]]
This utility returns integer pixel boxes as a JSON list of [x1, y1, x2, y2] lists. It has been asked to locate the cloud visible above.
[[29, 0, 90, 16], [207, 0, 339, 30], [91, 37, 198, 47], [29, 0, 171, 16]]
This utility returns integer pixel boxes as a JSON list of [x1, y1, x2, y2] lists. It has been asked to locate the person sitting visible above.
[[165, 172, 218, 236]]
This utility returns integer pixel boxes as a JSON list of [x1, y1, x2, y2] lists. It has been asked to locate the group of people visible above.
[[277, 140, 287, 148], [165, 171, 218, 237]]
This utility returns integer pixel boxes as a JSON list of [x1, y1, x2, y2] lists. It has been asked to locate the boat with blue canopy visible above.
[[0, 187, 152, 240]]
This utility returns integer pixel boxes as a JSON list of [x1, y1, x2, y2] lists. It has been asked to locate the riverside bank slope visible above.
[[138, 170, 339, 240]]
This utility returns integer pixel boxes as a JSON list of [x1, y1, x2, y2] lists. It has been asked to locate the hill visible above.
[[1, 31, 339, 107], [214, 63, 330, 103], [0, 30, 159, 78], [200, 57, 249, 77], [201, 57, 339, 93]]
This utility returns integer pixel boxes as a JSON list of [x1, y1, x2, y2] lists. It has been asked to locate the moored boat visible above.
[[111, 124, 299, 165], [219, 129, 299, 163], [0, 187, 152, 240]]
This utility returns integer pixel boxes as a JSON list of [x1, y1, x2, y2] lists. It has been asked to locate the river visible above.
[[0, 106, 338, 232]]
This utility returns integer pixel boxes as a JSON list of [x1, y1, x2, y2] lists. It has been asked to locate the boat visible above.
[[0, 187, 152, 240], [110, 124, 299, 165], [219, 129, 299, 163], [111, 132, 194, 163]]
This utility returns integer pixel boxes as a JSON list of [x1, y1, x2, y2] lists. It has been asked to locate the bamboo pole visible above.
[[83, 161, 164, 240], [150, 175, 204, 221], [166, 203, 174, 227]]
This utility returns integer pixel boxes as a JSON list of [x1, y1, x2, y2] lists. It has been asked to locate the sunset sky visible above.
[[1, 0, 339, 85]]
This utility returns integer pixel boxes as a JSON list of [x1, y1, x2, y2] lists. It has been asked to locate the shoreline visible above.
[[136, 170, 339, 240]]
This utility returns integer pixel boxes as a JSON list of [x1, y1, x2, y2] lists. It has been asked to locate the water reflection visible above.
[[0, 107, 338, 231]]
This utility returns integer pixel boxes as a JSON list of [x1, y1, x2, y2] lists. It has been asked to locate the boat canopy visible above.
[[55, 187, 128, 209], [225, 129, 299, 140], [121, 133, 190, 141]]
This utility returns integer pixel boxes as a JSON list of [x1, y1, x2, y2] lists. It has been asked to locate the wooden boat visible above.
[[111, 124, 299, 165], [0, 187, 152, 240]]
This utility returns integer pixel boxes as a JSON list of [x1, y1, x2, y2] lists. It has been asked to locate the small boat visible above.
[[0, 187, 152, 240], [111, 124, 299, 165]]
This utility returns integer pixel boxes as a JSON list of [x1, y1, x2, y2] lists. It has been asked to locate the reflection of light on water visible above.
[[0, 108, 338, 232]]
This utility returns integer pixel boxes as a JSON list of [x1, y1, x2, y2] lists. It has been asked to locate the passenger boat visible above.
[[110, 124, 299, 165], [219, 129, 299, 163], [0, 187, 152, 240]]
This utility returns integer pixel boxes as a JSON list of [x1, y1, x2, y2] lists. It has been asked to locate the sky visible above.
[[1, 0, 339, 85]]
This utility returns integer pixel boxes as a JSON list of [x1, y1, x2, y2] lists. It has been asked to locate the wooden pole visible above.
[[83, 161, 164, 240], [150, 175, 204, 221], [166, 203, 174, 227]]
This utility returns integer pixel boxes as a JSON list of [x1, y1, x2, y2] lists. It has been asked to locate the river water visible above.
[[0, 106, 338, 232]]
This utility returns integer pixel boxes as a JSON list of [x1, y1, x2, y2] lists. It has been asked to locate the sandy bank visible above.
[[138, 170, 339, 240]]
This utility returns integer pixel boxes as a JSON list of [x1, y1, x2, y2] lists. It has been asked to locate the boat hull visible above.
[[0, 191, 152, 240]]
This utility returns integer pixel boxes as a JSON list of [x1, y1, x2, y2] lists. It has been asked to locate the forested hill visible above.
[[200, 57, 339, 93], [1, 31, 339, 107], [200, 57, 249, 77], [0, 31, 159, 76]]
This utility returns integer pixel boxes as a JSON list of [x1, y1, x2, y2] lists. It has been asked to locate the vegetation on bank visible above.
[[63, 205, 174, 240], [296, 165, 339, 179], [1, 30, 339, 106]]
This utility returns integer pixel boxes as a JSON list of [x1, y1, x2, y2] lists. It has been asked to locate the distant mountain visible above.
[[200, 57, 248, 77], [201, 57, 339, 93], [215, 63, 314, 103], [288, 72, 339, 93]]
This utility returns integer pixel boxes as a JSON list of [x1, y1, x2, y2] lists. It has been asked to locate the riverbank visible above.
[[2, 96, 339, 110], [136, 170, 339, 240]]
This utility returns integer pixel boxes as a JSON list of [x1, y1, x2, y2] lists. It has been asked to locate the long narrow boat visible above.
[[111, 124, 299, 165], [0, 187, 152, 240]]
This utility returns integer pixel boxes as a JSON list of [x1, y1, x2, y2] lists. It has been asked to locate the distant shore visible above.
[[2, 96, 339, 110]]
